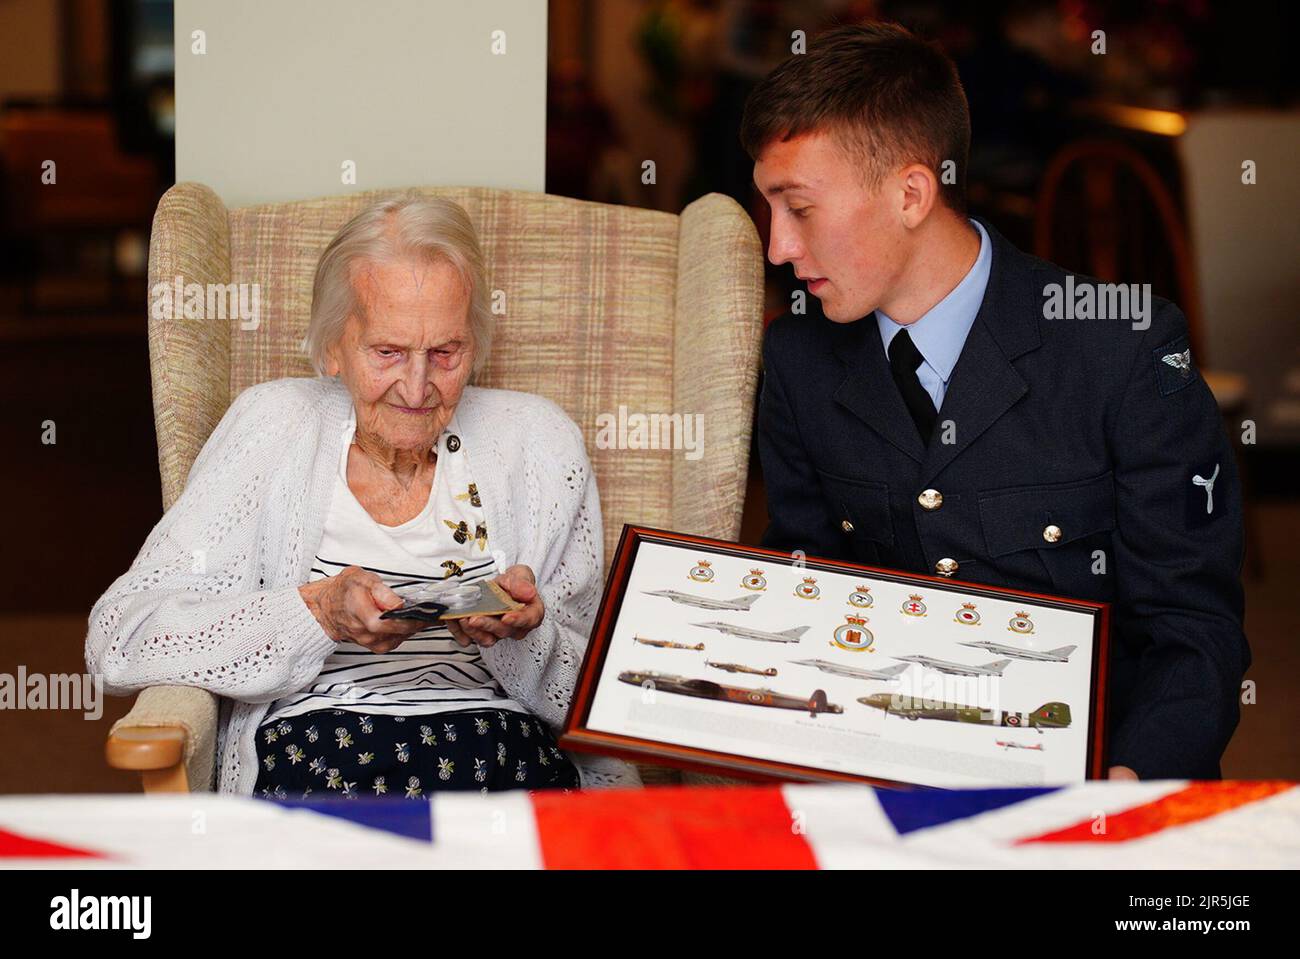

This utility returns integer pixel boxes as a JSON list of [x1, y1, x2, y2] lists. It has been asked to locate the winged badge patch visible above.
[[1162, 348, 1192, 375]]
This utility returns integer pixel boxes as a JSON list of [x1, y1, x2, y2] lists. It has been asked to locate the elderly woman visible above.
[[87, 193, 640, 798]]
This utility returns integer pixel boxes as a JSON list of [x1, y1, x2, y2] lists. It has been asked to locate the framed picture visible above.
[[560, 526, 1110, 788]]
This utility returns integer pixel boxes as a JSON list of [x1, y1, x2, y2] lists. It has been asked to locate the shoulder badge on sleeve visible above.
[[1154, 334, 1197, 396], [1187, 460, 1226, 528]]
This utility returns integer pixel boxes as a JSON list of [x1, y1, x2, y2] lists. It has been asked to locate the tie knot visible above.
[[888, 327, 924, 374]]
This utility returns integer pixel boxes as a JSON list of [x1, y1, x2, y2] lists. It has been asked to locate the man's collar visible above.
[[875, 218, 992, 380]]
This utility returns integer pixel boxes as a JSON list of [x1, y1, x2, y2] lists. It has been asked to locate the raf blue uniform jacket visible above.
[[757, 219, 1249, 780]]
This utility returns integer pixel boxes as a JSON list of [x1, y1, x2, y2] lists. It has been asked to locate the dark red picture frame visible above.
[[560, 525, 1111, 788]]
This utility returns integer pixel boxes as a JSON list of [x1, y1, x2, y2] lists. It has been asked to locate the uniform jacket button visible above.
[[917, 489, 943, 511], [841, 519, 855, 533], [935, 557, 959, 576], [1043, 524, 1063, 543]]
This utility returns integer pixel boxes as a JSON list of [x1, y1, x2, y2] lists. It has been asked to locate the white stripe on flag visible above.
[[426, 791, 543, 868], [0, 795, 438, 869], [781, 783, 965, 869]]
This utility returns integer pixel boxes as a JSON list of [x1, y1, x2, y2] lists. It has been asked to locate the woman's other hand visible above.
[[298, 566, 424, 652], [446, 565, 544, 648]]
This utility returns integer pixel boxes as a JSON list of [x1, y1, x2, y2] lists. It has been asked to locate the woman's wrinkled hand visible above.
[[446, 565, 544, 648], [298, 566, 425, 653]]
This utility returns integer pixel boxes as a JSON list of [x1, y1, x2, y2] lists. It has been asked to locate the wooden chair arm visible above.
[[105, 685, 220, 793], [106, 725, 190, 793]]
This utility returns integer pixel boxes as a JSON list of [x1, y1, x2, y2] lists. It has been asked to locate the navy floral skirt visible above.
[[253, 708, 580, 800]]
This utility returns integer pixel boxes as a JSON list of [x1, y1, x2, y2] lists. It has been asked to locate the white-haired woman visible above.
[[87, 193, 640, 798]]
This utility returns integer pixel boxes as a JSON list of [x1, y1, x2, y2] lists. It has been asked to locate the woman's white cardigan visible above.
[[86, 376, 641, 794]]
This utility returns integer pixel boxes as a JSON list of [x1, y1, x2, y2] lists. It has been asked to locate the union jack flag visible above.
[[1, 781, 1295, 868]]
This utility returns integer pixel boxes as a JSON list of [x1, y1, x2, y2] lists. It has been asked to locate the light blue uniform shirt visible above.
[[876, 219, 992, 413]]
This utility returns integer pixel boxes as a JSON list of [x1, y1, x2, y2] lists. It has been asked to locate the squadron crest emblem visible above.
[[900, 594, 927, 617], [847, 585, 874, 608], [794, 576, 821, 600], [1008, 611, 1035, 634], [688, 560, 714, 583], [831, 615, 874, 652]]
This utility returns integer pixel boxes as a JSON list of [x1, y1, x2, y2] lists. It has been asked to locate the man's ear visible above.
[[898, 163, 940, 229]]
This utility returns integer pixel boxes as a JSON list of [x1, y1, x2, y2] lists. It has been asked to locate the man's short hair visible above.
[[740, 22, 971, 215]]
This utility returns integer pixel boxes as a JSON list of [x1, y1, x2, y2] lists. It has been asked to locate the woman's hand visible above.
[[298, 566, 425, 653], [446, 565, 545, 648]]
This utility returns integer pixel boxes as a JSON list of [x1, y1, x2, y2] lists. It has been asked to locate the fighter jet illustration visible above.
[[790, 659, 910, 682], [858, 693, 1071, 729], [643, 590, 762, 611], [894, 654, 1013, 677], [691, 621, 808, 644], [956, 641, 1076, 663]]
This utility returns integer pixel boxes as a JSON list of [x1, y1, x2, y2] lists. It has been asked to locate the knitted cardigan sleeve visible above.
[[474, 397, 642, 788], [86, 381, 337, 703]]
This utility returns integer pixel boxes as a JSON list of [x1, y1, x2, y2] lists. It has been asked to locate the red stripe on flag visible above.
[[532, 784, 818, 869], [1016, 781, 1295, 844], [0, 827, 104, 859]]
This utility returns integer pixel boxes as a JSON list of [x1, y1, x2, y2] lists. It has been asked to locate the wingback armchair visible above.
[[103, 182, 764, 792]]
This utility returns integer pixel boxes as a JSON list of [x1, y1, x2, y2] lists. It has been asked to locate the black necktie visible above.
[[887, 328, 938, 444]]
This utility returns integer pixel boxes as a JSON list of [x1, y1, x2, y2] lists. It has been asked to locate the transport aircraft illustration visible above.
[[858, 693, 1071, 729]]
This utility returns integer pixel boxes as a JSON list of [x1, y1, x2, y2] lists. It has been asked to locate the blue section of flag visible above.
[[273, 797, 434, 843], [876, 787, 1060, 835]]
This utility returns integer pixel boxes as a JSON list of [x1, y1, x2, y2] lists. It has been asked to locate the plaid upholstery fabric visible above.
[[137, 182, 764, 790]]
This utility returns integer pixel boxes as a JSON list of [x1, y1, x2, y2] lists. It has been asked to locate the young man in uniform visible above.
[[744, 22, 1248, 779]]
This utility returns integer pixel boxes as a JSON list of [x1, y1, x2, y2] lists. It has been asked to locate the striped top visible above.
[[263, 403, 527, 724]]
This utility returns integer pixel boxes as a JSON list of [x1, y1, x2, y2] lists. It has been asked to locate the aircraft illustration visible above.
[[705, 661, 778, 676], [858, 693, 1071, 729], [996, 740, 1045, 751], [956, 641, 1076, 662], [642, 590, 762, 611], [633, 636, 705, 651], [618, 669, 842, 717], [691, 621, 809, 644], [894, 654, 1013, 677], [790, 659, 910, 682]]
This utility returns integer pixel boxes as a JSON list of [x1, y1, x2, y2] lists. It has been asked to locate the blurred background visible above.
[[1, 0, 1295, 791]]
